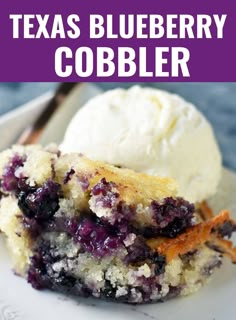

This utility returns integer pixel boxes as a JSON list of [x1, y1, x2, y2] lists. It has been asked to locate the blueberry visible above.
[[1, 154, 25, 192], [18, 179, 60, 221], [217, 221, 236, 238], [54, 271, 76, 289], [102, 280, 116, 299], [91, 178, 119, 208], [160, 217, 190, 238], [125, 237, 150, 264], [151, 253, 166, 275], [77, 175, 90, 191], [28, 241, 92, 296], [75, 217, 122, 257], [150, 197, 194, 237]]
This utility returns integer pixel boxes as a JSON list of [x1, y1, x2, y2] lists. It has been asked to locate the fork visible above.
[[17, 82, 78, 145]]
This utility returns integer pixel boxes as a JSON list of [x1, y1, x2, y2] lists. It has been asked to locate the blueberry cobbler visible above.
[[0, 145, 236, 304]]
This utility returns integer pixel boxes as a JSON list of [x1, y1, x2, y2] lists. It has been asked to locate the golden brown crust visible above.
[[147, 210, 236, 263], [55, 153, 177, 206], [199, 201, 214, 220]]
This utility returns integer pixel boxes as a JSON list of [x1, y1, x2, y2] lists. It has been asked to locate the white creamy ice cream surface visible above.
[[61, 86, 222, 203]]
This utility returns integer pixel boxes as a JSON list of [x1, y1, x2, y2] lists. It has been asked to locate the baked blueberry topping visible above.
[[125, 237, 150, 263], [91, 178, 119, 208], [28, 242, 91, 297], [150, 197, 194, 237], [151, 253, 166, 276], [77, 175, 90, 191], [74, 217, 124, 257], [18, 179, 60, 221], [27, 239, 167, 303], [102, 280, 117, 299], [2, 154, 25, 192], [217, 220, 236, 238]]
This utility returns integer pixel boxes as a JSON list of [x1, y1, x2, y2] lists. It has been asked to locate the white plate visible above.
[[0, 92, 54, 151], [0, 168, 236, 320]]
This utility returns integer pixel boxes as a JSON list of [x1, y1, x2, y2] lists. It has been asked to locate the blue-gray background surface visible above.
[[0, 82, 235, 172]]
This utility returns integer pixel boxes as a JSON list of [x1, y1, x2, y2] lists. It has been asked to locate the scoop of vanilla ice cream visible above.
[[61, 86, 222, 203]]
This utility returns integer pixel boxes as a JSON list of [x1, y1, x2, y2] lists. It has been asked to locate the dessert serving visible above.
[[0, 144, 235, 304]]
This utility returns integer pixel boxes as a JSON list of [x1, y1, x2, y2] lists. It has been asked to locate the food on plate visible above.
[[61, 86, 222, 203], [0, 145, 235, 304]]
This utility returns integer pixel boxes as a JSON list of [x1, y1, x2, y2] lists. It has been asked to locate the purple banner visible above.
[[0, 0, 235, 81]]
